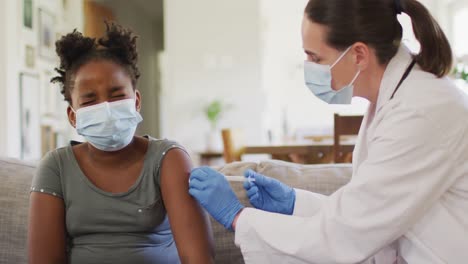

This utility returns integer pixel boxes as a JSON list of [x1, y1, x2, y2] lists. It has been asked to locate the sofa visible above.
[[0, 157, 352, 264]]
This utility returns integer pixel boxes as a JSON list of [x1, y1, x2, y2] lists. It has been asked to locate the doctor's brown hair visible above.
[[305, 0, 452, 78]]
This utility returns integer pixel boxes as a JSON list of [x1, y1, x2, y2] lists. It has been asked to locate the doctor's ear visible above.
[[351, 42, 370, 71]]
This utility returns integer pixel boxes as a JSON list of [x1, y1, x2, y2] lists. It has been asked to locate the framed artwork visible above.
[[19, 73, 41, 160], [23, 0, 33, 29], [25, 45, 35, 68], [41, 125, 57, 156], [62, 0, 69, 18], [62, 0, 68, 10], [38, 8, 56, 59]]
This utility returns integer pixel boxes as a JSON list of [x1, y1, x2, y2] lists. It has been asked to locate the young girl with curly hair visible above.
[[28, 23, 214, 264]]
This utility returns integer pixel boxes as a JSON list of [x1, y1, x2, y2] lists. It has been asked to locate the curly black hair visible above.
[[51, 22, 140, 105]]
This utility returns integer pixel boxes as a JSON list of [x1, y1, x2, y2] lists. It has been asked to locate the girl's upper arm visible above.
[[28, 151, 67, 264], [28, 193, 67, 264], [160, 148, 215, 264]]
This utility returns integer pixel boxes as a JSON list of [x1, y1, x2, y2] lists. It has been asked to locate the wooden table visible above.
[[198, 151, 224, 166], [244, 139, 355, 164]]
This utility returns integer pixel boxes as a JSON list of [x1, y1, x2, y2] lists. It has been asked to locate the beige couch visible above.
[[0, 158, 352, 264]]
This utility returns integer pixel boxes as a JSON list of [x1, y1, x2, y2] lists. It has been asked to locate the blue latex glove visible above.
[[189, 167, 244, 231], [243, 170, 296, 215]]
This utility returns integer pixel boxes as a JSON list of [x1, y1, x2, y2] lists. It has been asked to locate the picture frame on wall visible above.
[[23, 0, 33, 29], [25, 45, 35, 68], [61, 0, 69, 21], [19, 73, 42, 160], [39, 8, 56, 60], [62, 0, 68, 10], [41, 125, 57, 156]]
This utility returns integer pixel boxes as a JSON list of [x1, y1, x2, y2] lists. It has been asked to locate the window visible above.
[[453, 6, 468, 57], [450, 1, 468, 92]]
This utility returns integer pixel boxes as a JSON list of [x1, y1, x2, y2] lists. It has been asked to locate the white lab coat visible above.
[[234, 46, 468, 264]]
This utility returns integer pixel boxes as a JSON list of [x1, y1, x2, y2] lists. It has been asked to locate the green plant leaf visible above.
[[462, 68, 468, 81], [204, 100, 223, 126]]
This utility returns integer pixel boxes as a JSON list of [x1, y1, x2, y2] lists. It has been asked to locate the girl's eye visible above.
[[81, 101, 94, 106]]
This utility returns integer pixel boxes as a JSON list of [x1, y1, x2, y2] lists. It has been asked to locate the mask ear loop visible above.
[[332, 46, 361, 92], [349, 69, 361, 86], [330, 46, 353, 69]]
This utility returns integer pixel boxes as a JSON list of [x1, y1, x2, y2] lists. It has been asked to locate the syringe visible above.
[[225, 175, 256, 183]]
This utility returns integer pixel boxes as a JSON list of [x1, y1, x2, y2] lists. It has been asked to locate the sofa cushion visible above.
[[257, 160, 352, 195], [211, 160, 352, 264], [0, 158, 36, 264]]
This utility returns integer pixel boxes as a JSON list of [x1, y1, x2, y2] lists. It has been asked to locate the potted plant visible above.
[[204, 100, 225, 151], [205, 100, 223, 130], [453, 56, 468, 83]]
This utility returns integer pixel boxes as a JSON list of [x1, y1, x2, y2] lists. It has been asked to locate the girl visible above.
[[28, 23, 214, 264]]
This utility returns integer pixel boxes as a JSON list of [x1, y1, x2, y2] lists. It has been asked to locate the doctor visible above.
[[189, 0, 468, 263]]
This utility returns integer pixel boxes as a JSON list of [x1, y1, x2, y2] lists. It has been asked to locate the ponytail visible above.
[[305, 0, 453, 78], [402, 0, 453, 77]]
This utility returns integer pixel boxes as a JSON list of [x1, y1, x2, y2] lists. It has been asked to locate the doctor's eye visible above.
[[307, 55, 320, 63]]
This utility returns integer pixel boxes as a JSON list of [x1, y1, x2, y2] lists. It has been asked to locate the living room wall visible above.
[[0, 0, 84, 159], [161, 0, 266, 152]]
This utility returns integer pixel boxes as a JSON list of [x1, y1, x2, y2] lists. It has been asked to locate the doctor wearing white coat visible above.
[[189, 0, 468, 263]]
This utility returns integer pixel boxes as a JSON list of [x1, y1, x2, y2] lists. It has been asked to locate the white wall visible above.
[[0, 0, 8, 156], [1, 0, 22, 158], [0, 0, 84, 158], [448, 0, 468, 57], [162, 0, 266, 152], [260, 0, 331, 140]]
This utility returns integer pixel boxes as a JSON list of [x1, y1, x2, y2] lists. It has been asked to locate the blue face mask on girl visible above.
[[72, 98, 143, 152], [304, 46, 361, 104]]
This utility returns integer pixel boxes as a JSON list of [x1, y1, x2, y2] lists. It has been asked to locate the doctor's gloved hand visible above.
[[189, 167, 244, 231], [243, 170, 296, 215]]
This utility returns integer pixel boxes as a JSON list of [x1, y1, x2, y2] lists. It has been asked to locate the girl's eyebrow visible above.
[[80, 91, 96, 99]]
